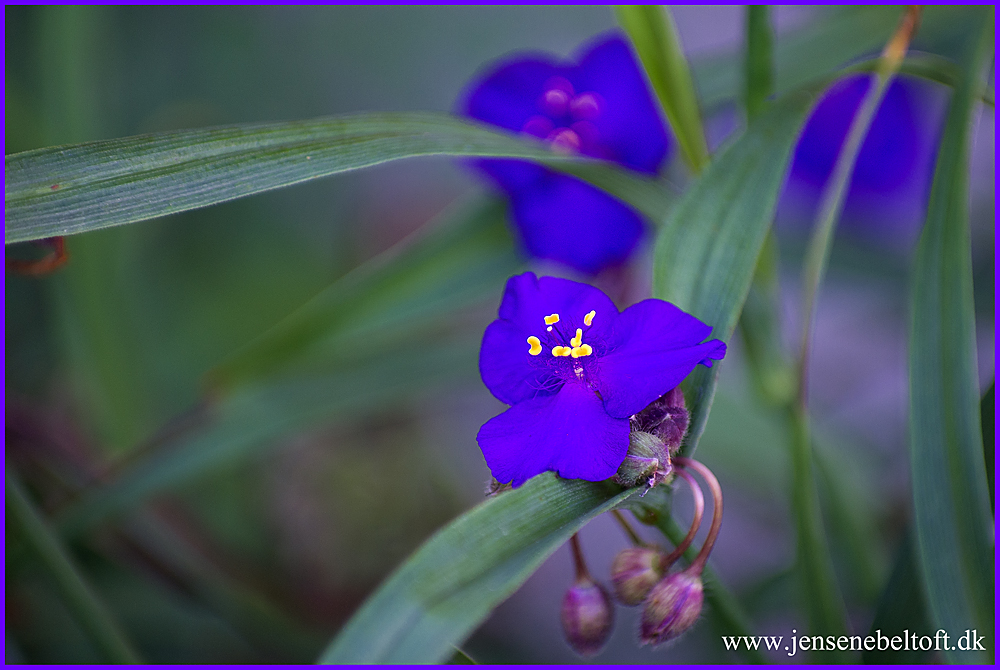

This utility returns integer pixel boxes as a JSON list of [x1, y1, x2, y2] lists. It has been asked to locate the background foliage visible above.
[[6, 6, 994, 664]]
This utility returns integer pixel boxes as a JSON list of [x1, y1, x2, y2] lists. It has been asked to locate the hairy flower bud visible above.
[[632, 387, 689, 452], [561, 576, 614, 656], [639, 570, 704, 645], [615, 431, 671, 489], [610, 546, 665, 606]]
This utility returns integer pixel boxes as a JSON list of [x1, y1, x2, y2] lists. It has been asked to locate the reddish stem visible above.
[[569, 533, 590, 580], [660, 468, 705, 568], [6, 237, 69, 276], [674, 457, 723, 574]]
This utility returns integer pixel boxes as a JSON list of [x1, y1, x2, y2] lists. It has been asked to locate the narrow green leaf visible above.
[[55, 198, 519, 534], [318, 474, 638, 664], [694, 6, 899, 112], [616, 5, 710, 173], [694, 6, 983, 113], [652, 83, 825, 452], [908, 9, 994, 664], [787, 0, 917, 639], [738, 6, 791, 407], [58, 328, 483, 537], [7, 467, 142, 664], [862, 531, 932, 664], [4, 112, 669, 244], [743, 6, 774, 120], [447, 647, 478, 665], [212, 197, 518, 388], [982, 383, 995, 512]]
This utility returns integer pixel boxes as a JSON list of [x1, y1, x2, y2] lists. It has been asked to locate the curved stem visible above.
[[660, 468, 704, 567], [674, 457, 722, 574], [611, 509, 645, 546], [789, 6, 919, 644]]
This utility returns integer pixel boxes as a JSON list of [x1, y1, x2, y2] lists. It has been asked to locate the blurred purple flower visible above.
[[477, 272, 725, 487], [457, 34, 670, 275], [780, 74, 944, 246]]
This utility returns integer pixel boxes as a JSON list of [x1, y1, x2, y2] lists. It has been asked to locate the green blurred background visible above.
[[5, 6, 994, 664]]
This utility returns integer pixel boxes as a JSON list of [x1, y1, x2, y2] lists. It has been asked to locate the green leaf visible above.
[[738, 6, 792, 407], [907, 9, 994, 664], [982, 383, 995, 512], [318, 474, 637, 664], [4, 112, 671, 245], [694, 6, 897, 112], [616, 5, 710, 173], [743, 5, 774, 120], [862, 531, 932, 664], [212, 197, 518, 388], [693, 6, 984, 113], [59, 327, 483, 537], [652, 83, 825, 452], [56, 199, 519, 535], [7, 466, 142, 664]]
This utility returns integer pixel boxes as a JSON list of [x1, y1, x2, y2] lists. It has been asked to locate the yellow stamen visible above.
[[570, 328, 583, 348], [546, 326, 553, 332], [552, 345, 573, 357], [584, 310, 596, 327], [571, 344, 593, 358], [527, 336, 542, 356], [544, 313, 560, 325]]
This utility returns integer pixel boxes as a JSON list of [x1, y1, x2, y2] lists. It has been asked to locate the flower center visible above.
[[526, 309, 597, 359], [520, 77, 604, 156]]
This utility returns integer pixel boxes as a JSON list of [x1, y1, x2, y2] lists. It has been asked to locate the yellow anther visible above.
[[584, 310, 596, 327], [546, 326, 553, 332], [544, 313, 560, 325], [527, 336, 542, 356], [552, 345, 573, 357], [570, 328, 583, 348], [571, 344, 593, 358]]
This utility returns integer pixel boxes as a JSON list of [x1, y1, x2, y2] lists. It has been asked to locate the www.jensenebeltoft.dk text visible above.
[[722, 629, 987, 657]]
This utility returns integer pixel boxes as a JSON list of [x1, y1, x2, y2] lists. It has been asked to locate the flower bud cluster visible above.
[[560, 392, 723, 656], [610, 451, 723, 649]]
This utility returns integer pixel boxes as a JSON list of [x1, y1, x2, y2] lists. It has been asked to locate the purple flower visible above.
[[477, 273, 725, 487], [458, 34, 670, 275], [780, 74, 944, 246]]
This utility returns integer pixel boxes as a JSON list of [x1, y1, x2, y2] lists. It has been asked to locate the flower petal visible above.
[[477, 383, 630, 486], [461, 56, 567, 132], [496, 272, 620, 344], [508, 173, 646, 275], [791, 75, 920, 197], [596, 299, 727, 418], [574, 35, 670, 174], [469, 158, 548, 194], [479, 318, 561, 405]]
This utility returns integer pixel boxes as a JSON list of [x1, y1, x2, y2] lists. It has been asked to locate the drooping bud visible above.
[[561, 575, 614, 656], [615, 431, 671, 489], [632, 387, 689, 453], [639, 570, 704, 645], [610, 546, 666, 606]]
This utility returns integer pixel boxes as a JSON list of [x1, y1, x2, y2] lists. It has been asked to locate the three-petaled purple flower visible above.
[[781, 74, 942, 246], [477, 273, 726, 487], [458, 34, 670, 275]]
